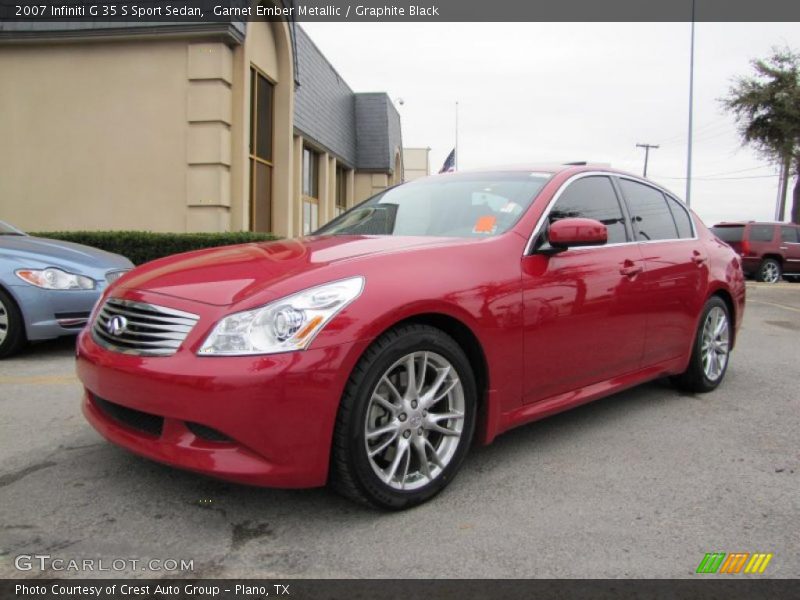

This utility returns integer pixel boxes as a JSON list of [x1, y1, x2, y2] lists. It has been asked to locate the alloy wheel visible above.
[[701, 306, 729, 382], [761, 262, 780, 283], [364, 351, 465, 491], [0, 298, 8, 345]]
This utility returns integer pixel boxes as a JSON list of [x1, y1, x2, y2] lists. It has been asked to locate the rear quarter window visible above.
[[749, 224, 776, 242], [780, 226, 799, 243], [665, 196, 694, 238]]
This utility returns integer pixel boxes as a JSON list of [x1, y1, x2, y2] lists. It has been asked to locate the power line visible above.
[[658, 117, 731, 146], [690, 164, 777, 178]]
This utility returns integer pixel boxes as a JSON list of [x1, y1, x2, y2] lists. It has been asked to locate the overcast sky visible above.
[[302, 22, 798, 226]]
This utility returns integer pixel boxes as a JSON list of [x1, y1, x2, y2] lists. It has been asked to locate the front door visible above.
[[521, 175, 648, 404]]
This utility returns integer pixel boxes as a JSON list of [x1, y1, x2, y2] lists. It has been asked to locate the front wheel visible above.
[[672, 296, 732, 393], [0, 288, 26, 359], [330, 324, 477, 509]]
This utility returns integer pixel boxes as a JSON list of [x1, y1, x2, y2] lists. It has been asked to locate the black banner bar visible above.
[[2, 0, 800, 23], [3, 579, 800, 600]]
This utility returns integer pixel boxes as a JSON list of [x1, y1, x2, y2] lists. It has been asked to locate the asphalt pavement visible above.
[[1, 282, 798, 579]]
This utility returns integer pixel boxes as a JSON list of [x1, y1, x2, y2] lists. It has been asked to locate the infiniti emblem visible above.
[[106, 315, 128, 336]]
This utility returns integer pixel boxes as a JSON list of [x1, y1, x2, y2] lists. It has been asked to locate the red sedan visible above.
[[77, 165, 745, 509]]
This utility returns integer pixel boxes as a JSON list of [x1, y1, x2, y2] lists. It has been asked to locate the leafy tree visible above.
[[721, 47, 800, 223]]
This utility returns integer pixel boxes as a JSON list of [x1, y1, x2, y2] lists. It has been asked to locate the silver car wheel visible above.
[[701, 306, 730, 382], [364, 351, 465, 491], [0, 297, 9, 345], [761, 261, 780, 283]]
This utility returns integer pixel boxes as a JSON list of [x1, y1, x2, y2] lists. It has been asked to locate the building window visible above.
[[249, 67, 274, 233], [302, 146, 319, 234], [335, 166, 347, 216]]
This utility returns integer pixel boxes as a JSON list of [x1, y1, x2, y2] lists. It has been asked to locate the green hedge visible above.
[[30, 230, 280, 266]]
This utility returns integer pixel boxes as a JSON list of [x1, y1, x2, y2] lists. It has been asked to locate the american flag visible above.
[[439, 149, 456, 173]]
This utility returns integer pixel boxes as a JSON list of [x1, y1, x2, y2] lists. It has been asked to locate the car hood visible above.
[[117, 235, 459, 306], [1, 235, 133, 274]]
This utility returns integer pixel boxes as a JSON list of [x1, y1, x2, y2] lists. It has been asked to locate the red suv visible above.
[[711, 221, 800, 283], [77, 166, 745, 509]]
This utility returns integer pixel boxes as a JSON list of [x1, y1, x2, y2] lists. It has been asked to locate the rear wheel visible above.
[[757, 258, 781, 283], [330, 324, 477, 509], [0, 288, 26, 359], [672, 296, 731, 393]]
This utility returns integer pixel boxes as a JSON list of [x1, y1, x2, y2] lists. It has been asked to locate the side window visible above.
[[619, 179, 679, 241], [749, 224, 775, 242], [666, 196, 694, 239], [548, 176, 628, 244], [780, 226, 799, 243]]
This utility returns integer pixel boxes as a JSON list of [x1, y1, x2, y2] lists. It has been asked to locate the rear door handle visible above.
[[620, 263, 643, 277], [692, 251, 708, 265]]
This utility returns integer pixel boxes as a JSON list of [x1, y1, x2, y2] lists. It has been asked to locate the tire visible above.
[[756, 258, 782, 283], [0, 288, 26, 359], [671, 296, 732, 393], [330, 324, 477, 510]]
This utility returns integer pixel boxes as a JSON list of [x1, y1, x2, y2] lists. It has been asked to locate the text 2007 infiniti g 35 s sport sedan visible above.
[[77, 165, 745, 509]]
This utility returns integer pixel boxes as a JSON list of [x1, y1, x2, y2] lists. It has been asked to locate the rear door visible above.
[[780, 225, 800, 274], [616, 177, 706, 367]]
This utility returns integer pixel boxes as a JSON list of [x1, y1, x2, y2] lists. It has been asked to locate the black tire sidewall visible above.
[[0, 288, 25, 358], [345, 327, 477, 509]]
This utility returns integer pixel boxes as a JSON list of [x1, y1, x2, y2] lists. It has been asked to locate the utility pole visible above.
[[636, 143, 659, 177], [776, 156, 790, 221]]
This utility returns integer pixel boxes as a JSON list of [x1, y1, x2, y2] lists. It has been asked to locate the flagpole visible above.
[[455, 101, 459, 171]]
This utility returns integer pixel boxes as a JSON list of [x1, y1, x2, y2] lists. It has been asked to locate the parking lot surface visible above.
[[1, 283, 798, 578]]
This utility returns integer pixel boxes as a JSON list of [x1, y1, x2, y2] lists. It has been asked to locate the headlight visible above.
[[15, 268, 96, 290], [198, 276, 364, 356]]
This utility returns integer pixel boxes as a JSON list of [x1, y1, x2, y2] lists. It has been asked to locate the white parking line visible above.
[[748, 299, 800, 313], [0, 374, 77, 386]]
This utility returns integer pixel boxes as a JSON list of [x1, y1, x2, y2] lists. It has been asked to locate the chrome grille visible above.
[[92, 298, 199, 356]]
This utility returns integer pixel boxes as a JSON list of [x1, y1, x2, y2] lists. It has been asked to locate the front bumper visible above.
[[10, 284, 103, 340], [77, 327, 368, 488]]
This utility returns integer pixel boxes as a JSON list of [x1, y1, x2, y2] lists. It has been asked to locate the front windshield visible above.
[[0, 221, 25, 235], [316, 172, 551, 238]]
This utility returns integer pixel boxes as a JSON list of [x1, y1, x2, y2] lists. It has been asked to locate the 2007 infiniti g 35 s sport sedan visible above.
[[77, 165, 745, 509]]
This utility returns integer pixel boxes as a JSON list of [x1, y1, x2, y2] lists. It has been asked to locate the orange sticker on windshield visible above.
[[473, 215, 497, 234]]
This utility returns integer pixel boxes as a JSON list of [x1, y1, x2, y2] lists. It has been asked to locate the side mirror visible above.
[[547, 218, 608, 250]]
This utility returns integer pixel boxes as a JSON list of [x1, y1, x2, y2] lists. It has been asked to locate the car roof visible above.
[[434, 163, 647, 179]]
